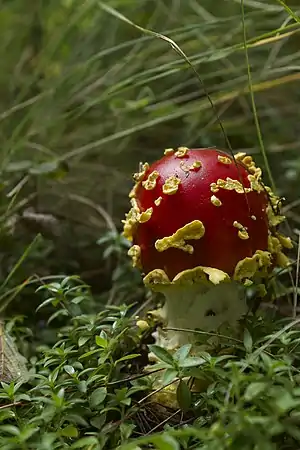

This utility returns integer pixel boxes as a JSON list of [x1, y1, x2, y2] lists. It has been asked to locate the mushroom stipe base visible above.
[[144, 265, 250, 352]]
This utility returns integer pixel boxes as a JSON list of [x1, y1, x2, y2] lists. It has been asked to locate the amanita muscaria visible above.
[[123, 147, 292, 350]]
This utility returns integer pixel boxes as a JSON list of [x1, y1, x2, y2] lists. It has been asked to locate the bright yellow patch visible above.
[[175, 147, 189, 158], [122, 202, 152, 240], [129, 183, 138, 199], [234, 250, 272, 282], [122, 200, 141, 240], [128, 244, 142, 268], [162, 176, 181, 195], [139, 208, 153, 223], [234, 153, 263, 192], [211, 195, 222, 207], [164, 148, 174, 156], [143, 266, 230, 292], [191, 160, 202, 170], [248, 174, 264, 193], [233, 221, 249, 240], [133, 162, 149, 183], [216, 177, 251, 194], [142, 171, 159, 190], [155, 220, 205, 254], [154, 196, 163, 206], [277, 233, 293, 249], [210, 183, 219, 193], [217, 155, 232, 165]]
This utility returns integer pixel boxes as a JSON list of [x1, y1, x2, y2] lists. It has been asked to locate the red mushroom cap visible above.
[[124, 148, 270, 280]]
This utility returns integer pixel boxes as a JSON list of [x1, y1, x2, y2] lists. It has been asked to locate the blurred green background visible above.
[[1, 0, 300, 312]]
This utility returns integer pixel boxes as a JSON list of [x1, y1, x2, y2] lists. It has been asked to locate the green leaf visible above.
[[29, 160, 68, 179], [120, 422, 135, 440], [174, 344, 191, 363], [162, 368, 178, 385], [0, 425, 20, 435], [152, 434, 180, 450], [274, 390, 300, 414], [60, 425, 79, 438], [0, 410, 15, 422], [47, 309, 69, 325], [79, 349, 100, 360], [95, 335, 108, 348], [71, 296, 86, 305], [115, 354, 140, 364], [244, 382, 268, 401], [286, 424, 300, 441], [90, 414, 106, 430], [176, 379, 191, 412], [5, 161, 32, 172], [243, 329, 253, 353], [64, 365, 75, 376], [71, 437, 100, 448], [78, 381, 87, 393], [90, 387, 107, 408], [179, 357, 205, 368], [78, 336, 90, 347], [148, 345, 174, 366]]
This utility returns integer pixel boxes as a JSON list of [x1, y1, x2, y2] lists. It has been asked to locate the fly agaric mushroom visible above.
[[123, 147, 292, 350]]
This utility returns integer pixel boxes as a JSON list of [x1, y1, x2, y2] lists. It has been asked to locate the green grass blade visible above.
[[241, 0, 276, 191]]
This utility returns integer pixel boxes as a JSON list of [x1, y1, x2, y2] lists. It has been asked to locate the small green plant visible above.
[[0, 276, 149, 449], [0, 276, 300, 449]]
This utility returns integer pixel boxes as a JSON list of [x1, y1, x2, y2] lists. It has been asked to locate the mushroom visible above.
[[123, 147, 292, 350]]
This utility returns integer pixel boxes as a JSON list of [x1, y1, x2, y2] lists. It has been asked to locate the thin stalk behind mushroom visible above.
[[123, 147, 292, 350]]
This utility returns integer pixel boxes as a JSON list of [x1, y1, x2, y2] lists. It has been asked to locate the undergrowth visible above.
[[1, 0, 300, 449], [0, 277, 300, 449]]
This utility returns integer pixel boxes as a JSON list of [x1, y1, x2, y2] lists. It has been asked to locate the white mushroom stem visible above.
[[144, 267, 248, 351]]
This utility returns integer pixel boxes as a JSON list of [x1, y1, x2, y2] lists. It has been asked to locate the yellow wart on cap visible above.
[[175, 147, 189, 158], [180, 160, 202, 173], [191, 160, 202, 170], [133, 162, 149, 183], [277, 233, 293, 249], [164, 148, 174, 156], [234, 153, 264, 192], [210, 183, 219, 193], [128, 244, 142, 269], [155, 220, 205, 254], [217, 155, 232, 165], [139, 207, 153, 223], [162, 176, 181, 195], [142, 171, 159, 190], [233, 221, 249, 240], [248, 174, 264, 193], [129, 183, 138, 199], [211, 195, 222, 207], [267, 235, 291, 268], [122, 201, 153, 240], [265, 188, 286, 227], [143, 265, 229, 289], [122, 199, 141, 240], [215, 177, 251, 194], [154, 196, 163, 206], [234, 250, 272, 282], [234, 152, 247, 162], [235, 153, 258, 176], [268, 235, 281, 254]]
